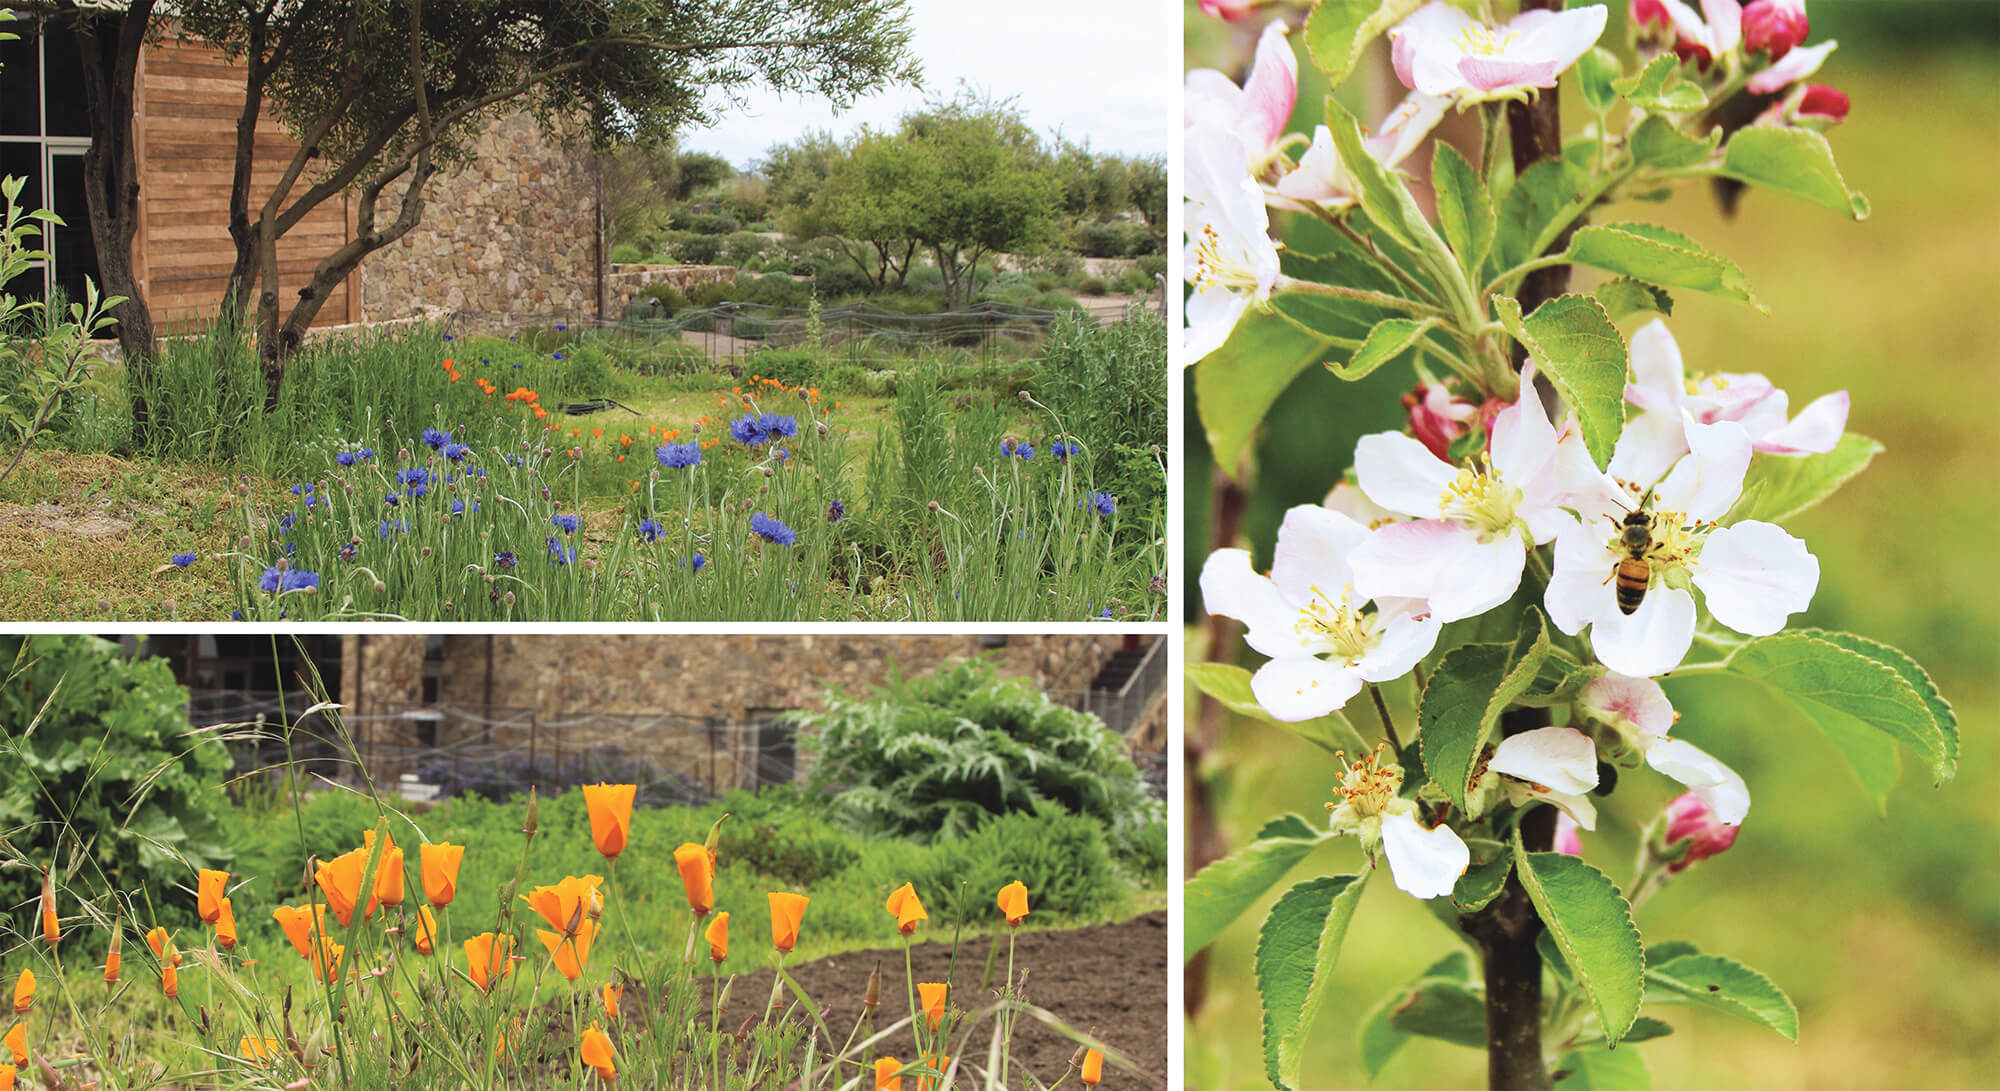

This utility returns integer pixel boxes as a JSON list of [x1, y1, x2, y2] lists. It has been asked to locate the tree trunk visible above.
[[71, 3, 158, 442]]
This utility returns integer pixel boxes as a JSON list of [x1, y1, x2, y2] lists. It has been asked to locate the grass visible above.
[[1185, 47, 2000, 1091]]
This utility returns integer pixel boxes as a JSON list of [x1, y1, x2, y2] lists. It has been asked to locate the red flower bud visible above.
[[1663, 792, 1739, 873], [1742, 0, 1810, 62], [1796, 83, 1850, 124]]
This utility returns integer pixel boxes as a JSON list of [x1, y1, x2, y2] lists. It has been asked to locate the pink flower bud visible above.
[[1402, 384, 1480, 462], [1741, 0, 1810, 62], [1663, 792, 1739, 873], [1796, 83, 1849, 125], [1198, 0, 1261, 17], [1629, 0, 1672, 33], [1554, 813, 1584, 858]]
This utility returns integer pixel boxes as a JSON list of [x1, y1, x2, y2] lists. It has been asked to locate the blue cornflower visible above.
[[546, 536, 576, 565], [421, 427, 450, 450], [689, 553, 707, 573], [336, 450, 363, 466], [1000, 438, 1017, 456], [826, 499, 846, 523], [289, 483, 314, 497], [507, 454, 527, 467], [443, 333, 455, 341], [494, 551, 518, 569], [1099, 606, 1114, 619], [399, 467, 431, 488], [551, 513, 582, 534], [451, 499, 468, 517], [553, 352, 565, 361], [638, 518, 664, 543], [555, 324, 568, 331], [443, 443, 470, 462], [749, 512, 796, 546], [1016, 443, 1035, 461], [338, 541, 358, 561], [1050, 441, 1070, 459], [384, 492, 401, 506], [169, 551, 198, 567], [656, 441, 702, 469], [759, 413, 799, 439], [406, 483, 430, 500], [258, 566, 320, 593], [728, 415, 765, 446], [1082, 492, 1117, 517], [379, 517, 410, 538], [278, 512, 297, 533]]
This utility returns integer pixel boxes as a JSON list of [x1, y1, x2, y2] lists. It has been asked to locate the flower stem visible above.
[[1367, 683, 1404, 753], [1274, 275, 1447, 319]]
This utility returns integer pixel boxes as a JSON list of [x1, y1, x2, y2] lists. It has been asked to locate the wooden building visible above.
[[1, 13, 603, 333]]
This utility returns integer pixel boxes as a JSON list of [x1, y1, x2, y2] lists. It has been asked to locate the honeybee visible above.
[[1610, 508, 1657, 615]]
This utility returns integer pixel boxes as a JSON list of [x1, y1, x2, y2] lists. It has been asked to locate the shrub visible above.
[[638, 281, 690, 312], [1134, 254, 1166, 280], [749, 348, 820, 388], [718, 809, 860, 886], [800, 659, 1164, 859], [811, 263, 875, 300], [1031, 290, 1088, 314], [666, 231, 723, 265], [668, 208, 741, 235], [1073, 220, 1155, 259], [1031, 308, 1168, 521], [0, 635, 234, 926], [1078, 276, 1108, 297], [721, 231, 769, 266], [415, 743, 709, 809], [609, 242, 645, 264]]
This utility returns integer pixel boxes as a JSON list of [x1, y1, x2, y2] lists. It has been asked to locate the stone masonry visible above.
[[361, 112, 601, 329]]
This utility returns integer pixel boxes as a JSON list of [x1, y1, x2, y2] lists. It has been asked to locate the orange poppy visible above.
[[4, 1021, 22, 1065], [215, 898, 238, 950], [617, 454, 626, 463], [997, 881, 1029, 927], [917, 1054, 952, 1091], [582, 784, 636, 859], [592, 428, 603, 438], [536, 919, 600, 981], [9, 972, 30, 1014], [315, 847, 381, 927], [162, 960, 179, 997], [0, 1062, 13, 1091], [579, 1021, 617, 1082], [197, 868, 229, 924], [875, 1057, 902, 1091], [422, 843, 464, 907], [674, 843, 714, 915], [918, 983, 948, 1030], [620, 434, 633, 447], [442, 357, 455, 369], [240, 1036, 281, 1066], [144, 926, 170, 959], [309, 938, 344, 983], [885, 883, 928, 935], [523, 875, 605, 935], [704, 911, 729, 964], [38, 868, 56, 945], [768, 892, 809, 953], [601, 982, 623, 1021], [413, 905, 439, 955], [362, 831, 407, 906], [272, 904, 330, 958], [1082, 1048, 1103, 1085], [464, 932, 514, 992], [534, 406, 549, 419]]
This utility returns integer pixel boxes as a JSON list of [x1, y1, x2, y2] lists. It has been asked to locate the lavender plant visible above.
[[1184, 3, 1952, 1089]]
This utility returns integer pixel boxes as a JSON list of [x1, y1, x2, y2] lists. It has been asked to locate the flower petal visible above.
[[1351, 520, 1524, 623], [1607, 410, 1690, 495], [1390, 3, 1478, 96], [1251, 656, 1365, 721], [1363, 91, 1448, 170], [1653, 417, 1750, 520], [1199, 548, 1308, 660], [1646, 737, 1750, 825], [1274, 125, 1353, 205], [1580, 674, 1676, 738], [1458, 55, 1564, 92], [1490, 727, 1600, 796], [1488, 391, 1558, 496], [1323, 481, 1400, 526], [1754, 390, 1847, 455], [1506, 3, 1609, 69], [1625, 320, 1688, 416], [1271, 504, 1368, 607], [1544, 516, 1619, 636], [1702, 0, 1744, 54], [1590, 585, 1696, 678], [1354, 431, 1455, 518], [1379, 811, 1470, 900], [1353, 604, 1443, 684], [1692, 520, 1818, 636], [1748, 38, 1837, 95], [1240, 21, 1299, 151]]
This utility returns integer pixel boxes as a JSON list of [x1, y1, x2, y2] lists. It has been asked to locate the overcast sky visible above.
[[681, 0, 1171, 171]]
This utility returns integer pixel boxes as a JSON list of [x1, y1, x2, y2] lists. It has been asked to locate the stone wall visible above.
[[336, 634, 1152, 789], [606, 263, 738, 317], [360, 112, 601, 329]]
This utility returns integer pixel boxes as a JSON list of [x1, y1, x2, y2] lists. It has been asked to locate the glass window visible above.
[[0, 16, 38, 136]]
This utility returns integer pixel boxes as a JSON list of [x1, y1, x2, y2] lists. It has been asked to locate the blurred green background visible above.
[[1184, 2, 2000, 1088]]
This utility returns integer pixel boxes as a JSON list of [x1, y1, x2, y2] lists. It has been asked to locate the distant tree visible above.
[[1128, 152, 1167, 229], [673, 151, 736, 201], [601, 138, 682, 248], [896, 93, 1062, 309], [805, 127, 921, 290], [759, 128, 843, 218], [1053, 141, 1130, 220]]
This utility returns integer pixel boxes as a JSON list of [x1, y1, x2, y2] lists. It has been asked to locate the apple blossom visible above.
[[1547, 412, 1819, 678], [1184, 125, 1282, 364], [1661, 791, 1741, 871], [1325, 746, 1469, 900], [1197, 0, 1262, 19], [1199, 505, 1442, 721], [1488, 726, 1602, 831], [1792, 83, 1850, 126], [1554, 813, 1584, 857], [1390, 1, 1608, 103], [1740, 0, 1809, 61], [1648, 0, 1743, 69], [1185, 20, 1297, 178], [1402, 382, 1483, 462], [1322, 481, 1400, 529], [1618, 319, 1848, 489], [1746, 38, 1836, 95], [1348, 380, 1575, 622], [1579, 674, 1750, 825]]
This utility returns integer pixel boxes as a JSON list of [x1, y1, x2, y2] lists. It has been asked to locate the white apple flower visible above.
[[1655, 0, 1744, 66], [1580, 674, 1750, 824], [1747, 39, 1836, 95], [1389, 1, 1608, 103], [1185, 20, 1297, 177], [1326, 745, 1469, 900], [1272, 91, 1448, 210], [1546, 415, 1820, 677], [1184, 124, 1282, 365], [1322, 480, 1401, 528], [1615, 319, 1849, 491], [1489, 726, 1601, 831], [1199, 505, 1442, 721], [1347, 378, 1574, 621]]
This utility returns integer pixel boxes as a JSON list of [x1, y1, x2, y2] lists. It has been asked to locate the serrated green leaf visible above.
[[1332, 316, 1439, 380], [1806, 703, 1902, 815], [1613, 54, 1707, 113], [1323, 99, 1437, 255], [1561, 223, 1759, 308], [1577, 47, 1622, 113], [1718, 125, 1870, 219], [1513, 845, 1645, 1044], [1723, 432, 1882, 524], [1555, 1047, 1654, 1091], [1495, 158, 1580, 271], [1799, 628, 1958, 776], [1185, 814, 1325, 960], [1629, 115, 1719, 170], [1594, 278, 1674, 322], [1646, 952, 1800, 1042], [1303, 0, 1426, 86], [1495, 294, 1628, 469], [1357, 950, 1474, 1078], [1433, 142, 1494, 279], [1257, 871, 1372, 1090], [1387, 979, 1487, 1048], [1726, 631, 1955, 783], [1419, 609, 1551, 813], [1538, 927, 1574, 984], [1185, 662, 1369, 755], [1451, 837, 1511, 911], [1194, 302, 1337, 472]]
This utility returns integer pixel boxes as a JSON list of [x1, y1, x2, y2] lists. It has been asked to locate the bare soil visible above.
[[718, 911, 1167, 1087]]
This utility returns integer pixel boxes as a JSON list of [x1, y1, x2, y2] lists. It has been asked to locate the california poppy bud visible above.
[[1081, 1048, 1104, 1085], [105, 923, 123, 984], [579, 1022, 617, 1082], [522, 786, 540, 839], [1741, 0, 1809, 62], [216, 898, 239, 949], [917, 982, 948, 1030], [884, 883, 928, 935], [997, 881, 1030, 927], [38, 867, 57, 945], [674, 843, 715, 915], [768, 892, 809, 953], [874, 1057, 902, 1091], [581, 784, 635, 859], [11, 971, 33, 1014], [864, 962, 881, 1011], [705, 911, 730, 963]]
